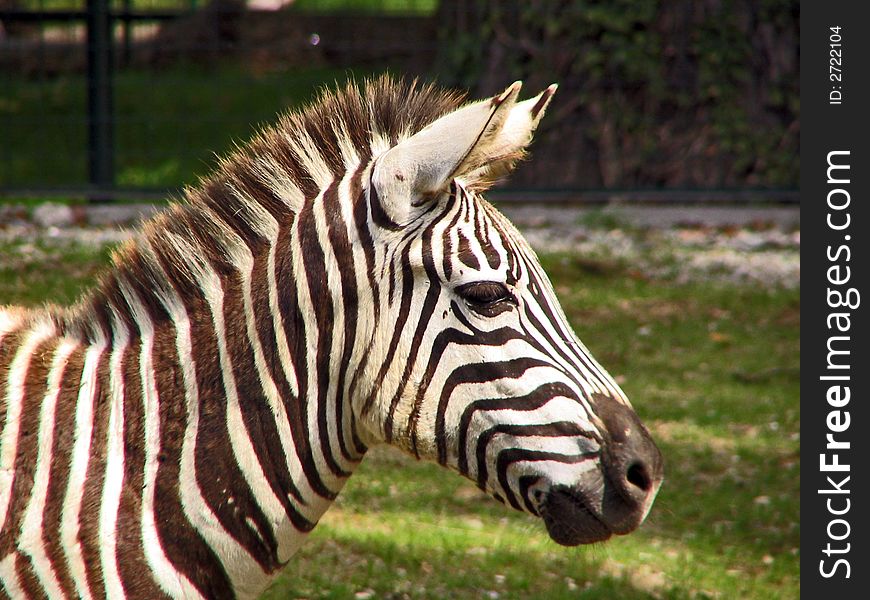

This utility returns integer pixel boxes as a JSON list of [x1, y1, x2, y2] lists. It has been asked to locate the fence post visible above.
[[87, 0, 115, 198], [122, 0, 133, 66]]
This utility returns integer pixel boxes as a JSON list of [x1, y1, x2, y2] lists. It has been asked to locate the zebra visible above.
[[0, 76, 663, 599]]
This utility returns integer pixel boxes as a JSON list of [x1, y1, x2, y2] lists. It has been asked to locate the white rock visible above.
[[33, 203, 74, 228]]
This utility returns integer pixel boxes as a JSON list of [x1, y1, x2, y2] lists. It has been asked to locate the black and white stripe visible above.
[[0, 77, 662, 599]]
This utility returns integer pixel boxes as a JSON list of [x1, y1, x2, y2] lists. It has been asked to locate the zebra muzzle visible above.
[[540, 397, 664, 546], [540, 484, 612, 546]]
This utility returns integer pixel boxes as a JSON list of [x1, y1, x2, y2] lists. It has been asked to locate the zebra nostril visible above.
[[625, 461, 652, 493], [593, 393, 664, 510]]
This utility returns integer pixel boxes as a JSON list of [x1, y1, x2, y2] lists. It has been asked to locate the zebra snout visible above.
[[596, 397, 664, 535], [538, 406, 662, 547], [607, 434, 661, 506], [597, 440, 663, 537]]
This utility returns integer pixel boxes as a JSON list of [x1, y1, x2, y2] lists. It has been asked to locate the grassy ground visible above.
[[0, 237, 116, 305], [0, 236, 800, 599]]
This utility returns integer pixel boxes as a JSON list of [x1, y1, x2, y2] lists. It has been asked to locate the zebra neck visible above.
[[39, 180, 373, 572], [35, 210, 369, 594]]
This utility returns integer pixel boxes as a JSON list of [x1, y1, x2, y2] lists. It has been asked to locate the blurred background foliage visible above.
[[435, 0, 799, 188], [0, 0, 799, 193]]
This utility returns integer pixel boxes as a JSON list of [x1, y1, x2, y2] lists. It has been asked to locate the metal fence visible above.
[[1, 0, 440, 201], [1, 1, 799, 204]]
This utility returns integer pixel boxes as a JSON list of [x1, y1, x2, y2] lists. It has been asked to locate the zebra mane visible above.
[[59, 75, 466, 342]]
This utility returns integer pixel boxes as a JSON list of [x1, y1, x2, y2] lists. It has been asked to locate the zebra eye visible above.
[[456, 281, 515, 315]]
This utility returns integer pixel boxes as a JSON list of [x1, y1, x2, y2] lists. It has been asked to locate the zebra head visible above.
[[356, 82, 663, 546]]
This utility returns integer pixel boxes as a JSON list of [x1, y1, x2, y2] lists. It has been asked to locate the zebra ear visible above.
[[461, 83, 558, 185], [373, 82, 556, 220]]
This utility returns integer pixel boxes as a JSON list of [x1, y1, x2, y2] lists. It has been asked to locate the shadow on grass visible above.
[[265, 532, 675, 600], [289, 427, 799, 599]]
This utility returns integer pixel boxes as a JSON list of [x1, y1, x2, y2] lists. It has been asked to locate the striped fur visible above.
[[0, 77, 662, 599]]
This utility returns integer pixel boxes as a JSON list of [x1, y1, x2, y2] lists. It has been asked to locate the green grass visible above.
[[0, 239, 800, 598], [0, 238, 115, 306], [1, 65, 381, 190]]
